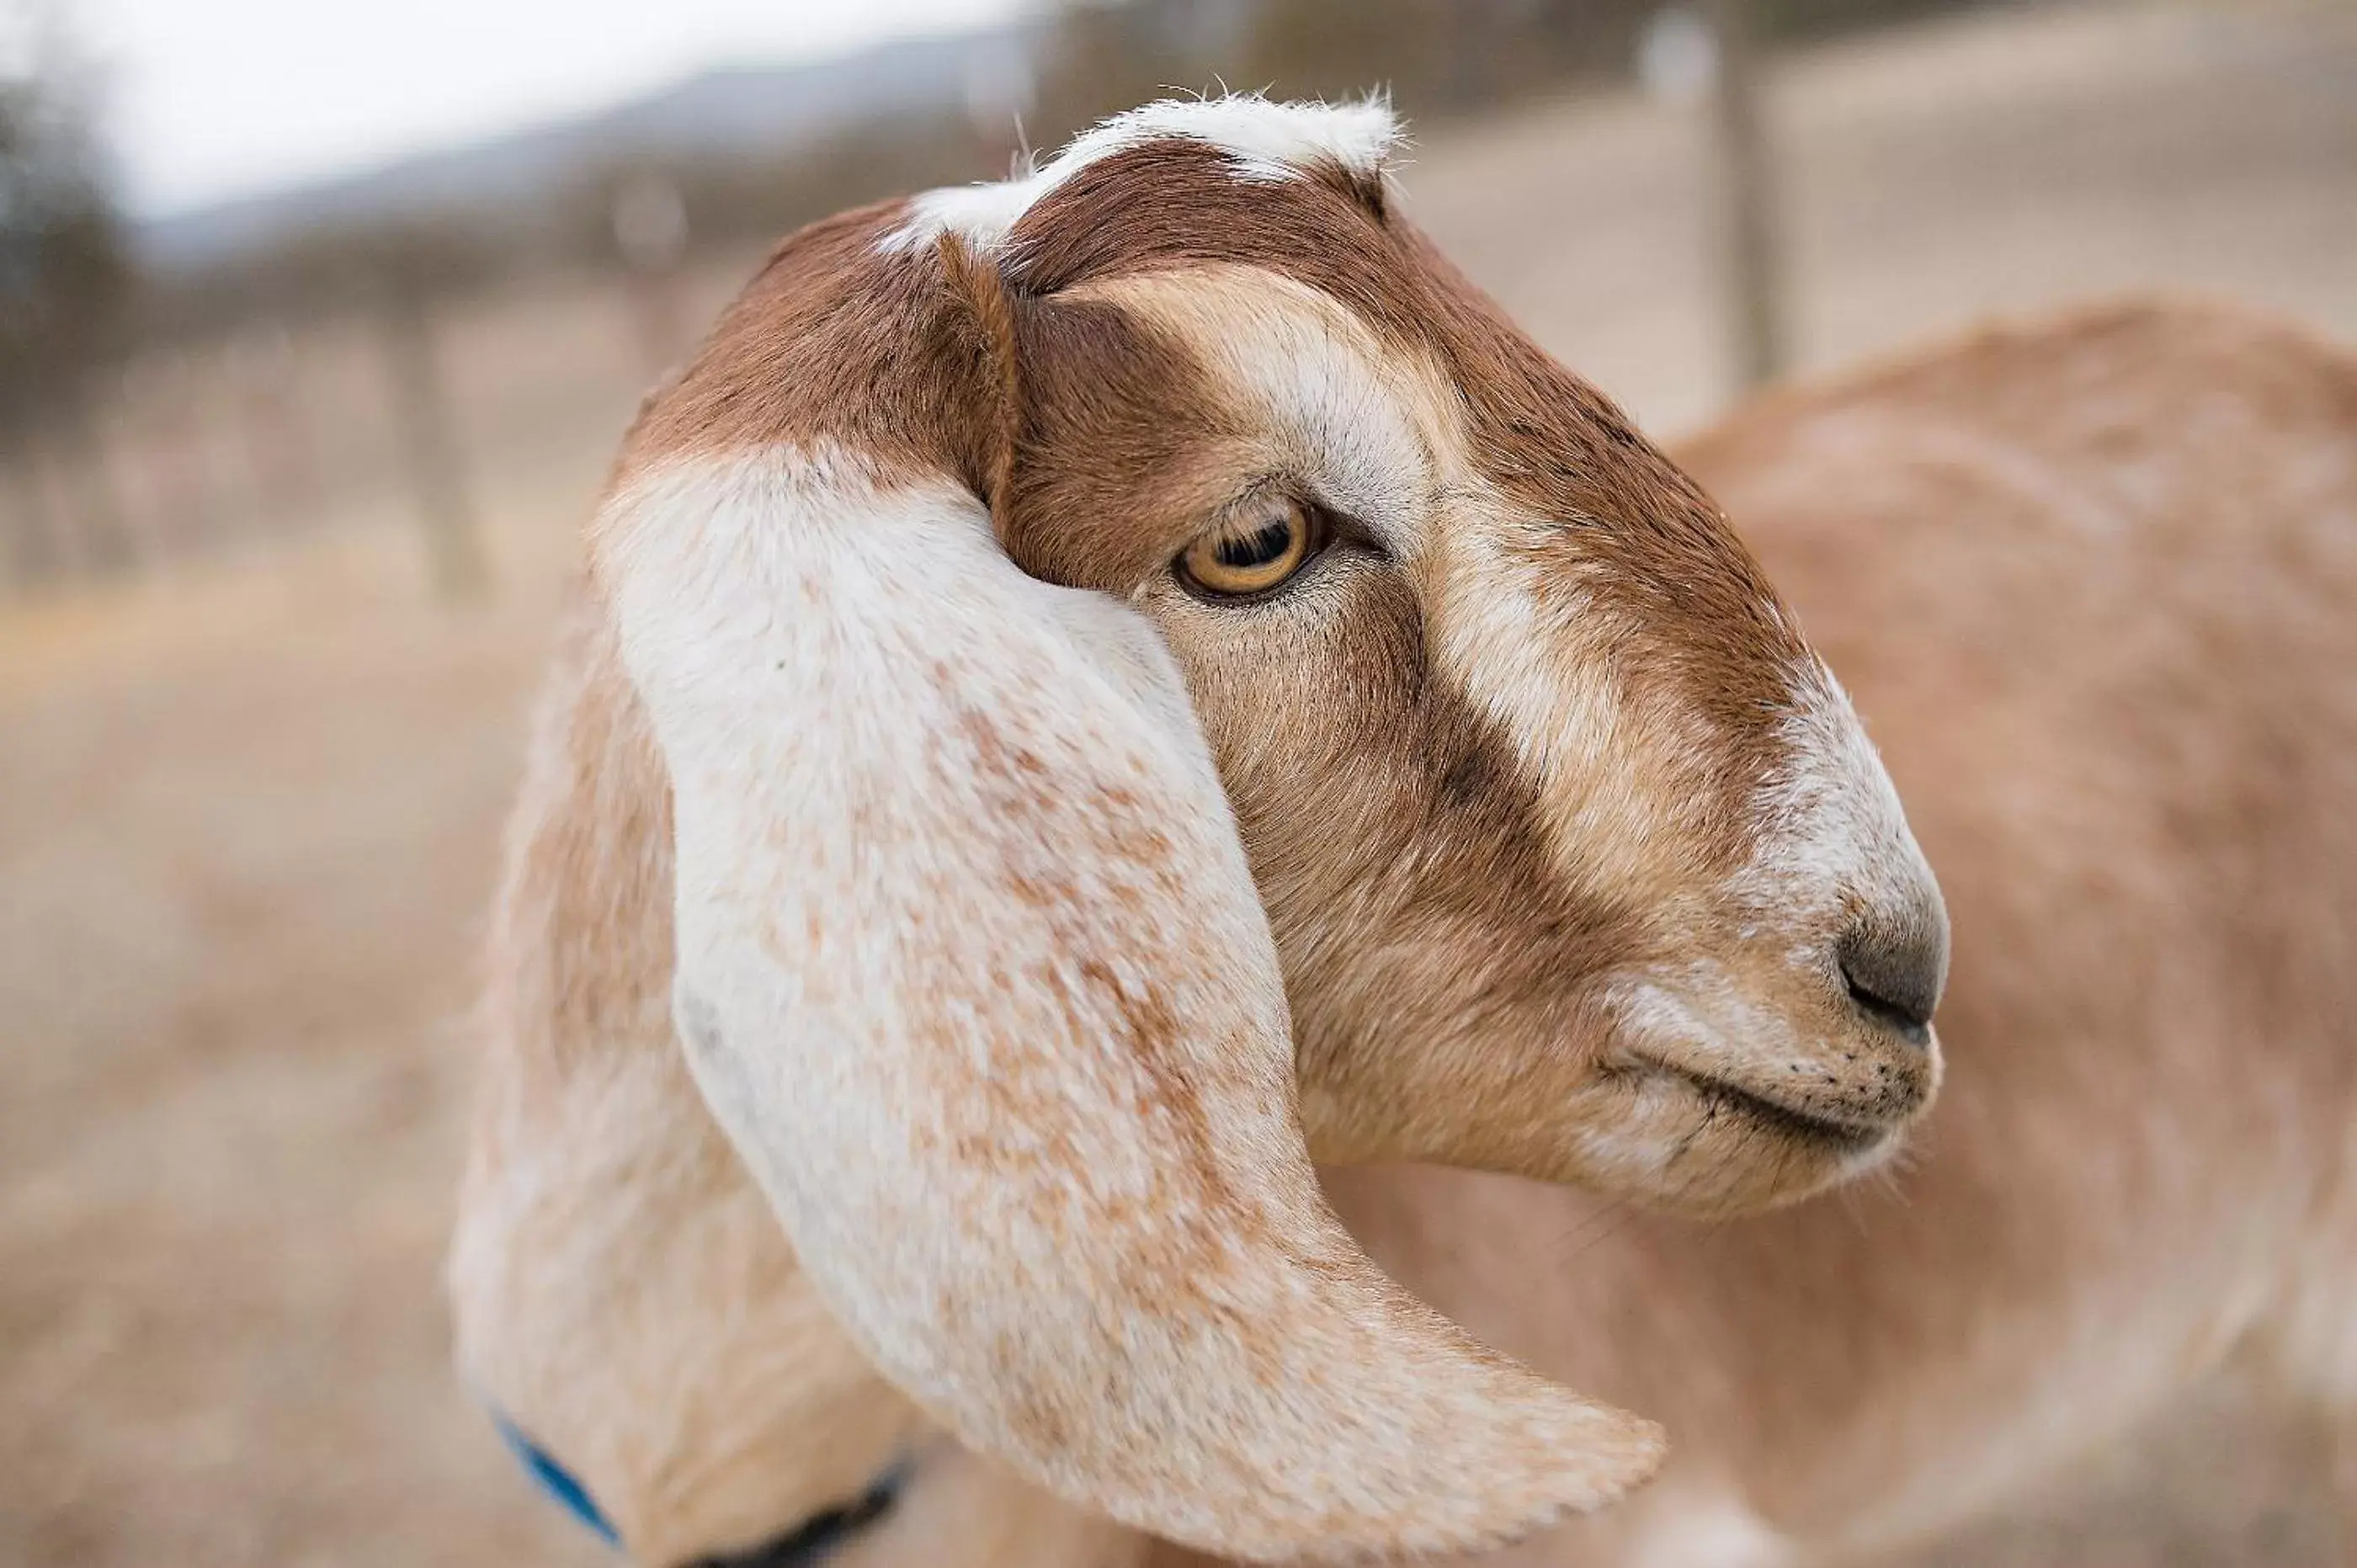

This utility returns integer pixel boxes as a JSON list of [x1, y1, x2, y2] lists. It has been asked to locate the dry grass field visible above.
[[4, 3, 2354, 1563]]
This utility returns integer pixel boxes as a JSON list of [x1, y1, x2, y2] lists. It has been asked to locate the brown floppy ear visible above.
[[587, 244, 1661, 1562]]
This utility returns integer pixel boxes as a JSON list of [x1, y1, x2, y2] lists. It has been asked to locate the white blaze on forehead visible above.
[[881, 93, 1402, 255]]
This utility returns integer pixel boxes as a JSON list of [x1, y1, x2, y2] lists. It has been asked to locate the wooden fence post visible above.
[[613, 174, 691, 381], [0, 439, 62, 591], [375, 284, 489, 601], [1704, 0, 1789, 393], [232, 327, 320, 534], [57, 412, 135, 576]]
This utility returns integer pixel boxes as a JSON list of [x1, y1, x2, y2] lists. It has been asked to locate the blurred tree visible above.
[[0, 2, 134, 578], [152, 206, 508, 344]]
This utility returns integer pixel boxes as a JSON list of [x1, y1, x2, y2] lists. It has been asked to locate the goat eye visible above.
[[1178, 498, 1317, 598]]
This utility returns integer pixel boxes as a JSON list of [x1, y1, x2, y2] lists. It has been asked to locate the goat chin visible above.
[[450, 92, 2357, 1568]]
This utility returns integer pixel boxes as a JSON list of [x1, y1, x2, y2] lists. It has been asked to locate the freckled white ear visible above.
[[593, 454, 1661, 1562]]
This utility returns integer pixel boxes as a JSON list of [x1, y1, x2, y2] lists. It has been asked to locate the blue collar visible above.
[[492, 1408, 620, 1546]]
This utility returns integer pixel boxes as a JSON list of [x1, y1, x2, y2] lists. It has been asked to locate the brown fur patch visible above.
[[618, 200, 997, 495], [489, 588, 674, 1074], [997, 293, 1242, 591]]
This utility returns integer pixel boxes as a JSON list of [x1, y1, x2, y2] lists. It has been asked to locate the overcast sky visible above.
[[69, 0, 1026, 215]]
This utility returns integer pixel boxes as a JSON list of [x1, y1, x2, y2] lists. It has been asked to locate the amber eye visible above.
[[1178, 499, 1317, 598]]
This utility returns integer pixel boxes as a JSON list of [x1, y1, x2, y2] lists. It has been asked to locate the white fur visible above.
[[882, 93, 1402, 254], [1427, 515, 1673, 900], [1736, 660, 1940, 940]]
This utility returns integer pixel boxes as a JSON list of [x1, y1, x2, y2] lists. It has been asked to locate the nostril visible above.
[[1837, 925, 1942, 1048], [1844, 970, 1932, 1046]]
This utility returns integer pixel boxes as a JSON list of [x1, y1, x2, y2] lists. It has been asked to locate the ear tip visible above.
[[1482, 1395, 1668, 1536], [1556, 1400, 1671, 1507], [1212, 1395, 1668, 1565], [1412, 1395, 1668, 1560], [1580, 1388, 1670, 1457]]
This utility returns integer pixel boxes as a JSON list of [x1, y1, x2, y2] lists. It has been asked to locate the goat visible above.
[[450, 93, 1949, 1564], [449, 96, 2350, 1565]]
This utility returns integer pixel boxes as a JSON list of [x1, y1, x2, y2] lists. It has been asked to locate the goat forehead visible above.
[[1008, 137, 1410, 308]]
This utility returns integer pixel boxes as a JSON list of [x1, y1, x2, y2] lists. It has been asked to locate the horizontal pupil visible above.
[[1216, 521, 1294, 569]]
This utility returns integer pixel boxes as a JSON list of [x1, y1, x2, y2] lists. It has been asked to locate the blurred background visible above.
[[3, 0, 2353, 1562]]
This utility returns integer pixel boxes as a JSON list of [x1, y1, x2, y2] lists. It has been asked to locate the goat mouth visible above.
[[1640, 1061, 1892, 1153]]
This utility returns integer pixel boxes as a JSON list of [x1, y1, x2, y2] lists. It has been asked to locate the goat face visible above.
[[960, 131, 1947, 1217], [456, 98, 1945, 1566]]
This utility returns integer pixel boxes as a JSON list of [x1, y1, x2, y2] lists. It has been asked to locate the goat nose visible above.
[[1837, 917, 1945, 1047]]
